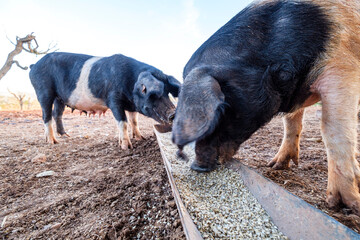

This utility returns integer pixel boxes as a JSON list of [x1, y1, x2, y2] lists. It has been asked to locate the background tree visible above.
[[26, 97, 32, 110], [8, 88, 26, 111], [0, 33, 57, 80]]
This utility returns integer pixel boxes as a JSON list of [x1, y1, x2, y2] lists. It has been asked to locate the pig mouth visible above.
[[153, 109, 174, 133], [154, 123, 172, 133]]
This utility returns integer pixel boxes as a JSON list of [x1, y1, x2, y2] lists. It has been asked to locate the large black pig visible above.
[[30, 52, 180, 149], [172, 1, 360, 215]]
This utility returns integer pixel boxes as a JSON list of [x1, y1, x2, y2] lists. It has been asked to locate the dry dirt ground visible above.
[[0, 110, 184, 239], [0, 105, 359, 239]]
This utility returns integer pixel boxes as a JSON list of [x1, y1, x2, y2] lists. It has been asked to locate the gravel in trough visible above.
[[156, 131, 288, 239]]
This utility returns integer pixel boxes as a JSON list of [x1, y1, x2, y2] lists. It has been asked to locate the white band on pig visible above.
[[68, 57, 107, 111]]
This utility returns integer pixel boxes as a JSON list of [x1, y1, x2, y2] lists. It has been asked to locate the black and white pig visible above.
[[172, 1, 360, 215], [29, 52, 180, 149]]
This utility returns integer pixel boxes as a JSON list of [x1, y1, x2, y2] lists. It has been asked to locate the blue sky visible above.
[[0, 0, 253, 96]]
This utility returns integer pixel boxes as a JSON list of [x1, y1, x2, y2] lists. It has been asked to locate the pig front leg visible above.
[[218, 140, 241, 164], [126, 111, 145, 140], [268, 108, 304, 169], [117, 120, 132, 150], [319, 75, 360, 215], [109, 103, 132, 150]]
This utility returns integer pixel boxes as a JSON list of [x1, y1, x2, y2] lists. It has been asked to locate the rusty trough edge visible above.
[[154, 128, 203, 240], [226, 159, 360, 240]]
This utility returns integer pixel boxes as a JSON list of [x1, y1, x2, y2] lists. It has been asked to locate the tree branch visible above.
[[0, 33, 57, 80], [12, 60, 28, 70], [6, 35, 17, 46], [8, 88, 20, 101], [22, 33, 56, 55]]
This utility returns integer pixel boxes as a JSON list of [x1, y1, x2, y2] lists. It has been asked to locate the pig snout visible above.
[[150, 97, 175, 124], [160, 101, 175, 124]]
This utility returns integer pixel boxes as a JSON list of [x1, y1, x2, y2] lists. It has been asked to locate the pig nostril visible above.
[[168, 113, 175, 122]]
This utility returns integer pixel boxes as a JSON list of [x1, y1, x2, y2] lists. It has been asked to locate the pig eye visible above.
[[141, 84, 147, 94]]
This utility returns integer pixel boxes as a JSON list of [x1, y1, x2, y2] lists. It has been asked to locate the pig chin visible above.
[[152, 108, 175, 133]]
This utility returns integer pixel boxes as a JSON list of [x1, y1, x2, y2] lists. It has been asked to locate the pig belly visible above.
[[67, 56, 109, 114], [70, 94, 108, 112], [300, 93, 320, 108]]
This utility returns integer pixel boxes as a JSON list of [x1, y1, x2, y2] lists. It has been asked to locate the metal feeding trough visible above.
[[154, 128, 360, 240], [225, 160, 360, 240]]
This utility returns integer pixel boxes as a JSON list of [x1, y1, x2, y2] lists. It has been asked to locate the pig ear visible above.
[[151, 71, 181, 97], [166, 76, 181, 97], [137, 71, 164, 96], [172, 73, 225, 146]]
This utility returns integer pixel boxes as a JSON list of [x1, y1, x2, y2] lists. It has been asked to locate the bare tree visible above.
[[0, 33, 57, 80], [26, 97, 32, 110], [8, 89, 26, 111]]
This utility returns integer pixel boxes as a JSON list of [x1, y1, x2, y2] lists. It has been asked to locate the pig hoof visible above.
[[121, 144, 132, 150], [134, 135, 145, 141], [267, 158, 291, 170], [326, 192, 341, 209], [120, 140, 133, 150], [58, 132, 70, 137], [46, 137, 58, 144], [190, 161, 217, 172]]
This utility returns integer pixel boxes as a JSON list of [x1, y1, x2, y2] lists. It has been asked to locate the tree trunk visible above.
[[0, 43, 23, 80], [20, 100, 23, 111]]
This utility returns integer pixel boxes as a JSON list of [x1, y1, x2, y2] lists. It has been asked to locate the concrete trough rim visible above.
[[154, 128, 360, 240]]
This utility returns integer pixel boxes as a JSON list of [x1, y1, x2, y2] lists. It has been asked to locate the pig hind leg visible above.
[[37, 93, 58, 144], [268, 108, 304, 169], [53, 98, 70, 137], [127, 111, 145, 140]]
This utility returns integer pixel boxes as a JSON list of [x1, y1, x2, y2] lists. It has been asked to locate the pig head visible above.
[[172, 66, 281, 172], [133, 71, 179, 125]]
